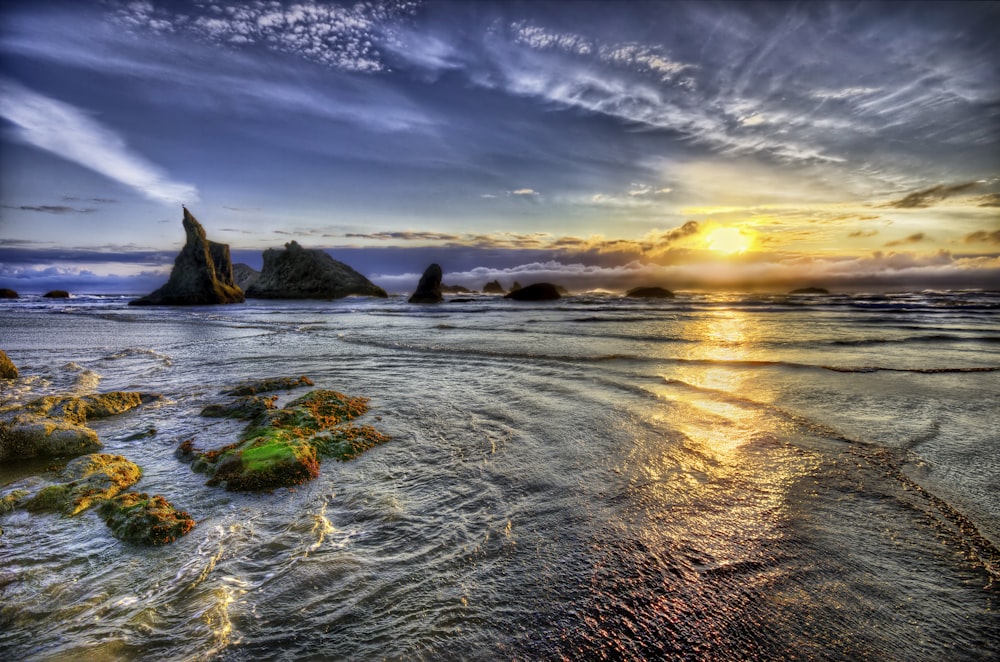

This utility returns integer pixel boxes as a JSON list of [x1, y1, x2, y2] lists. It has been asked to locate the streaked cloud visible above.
[[963, 230, 1000, 245], [2, 205, 97, 214], [885, 182, 981, 209], [0, 78, 198, 205]]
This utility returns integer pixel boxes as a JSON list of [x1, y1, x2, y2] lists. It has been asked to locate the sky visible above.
[[1, 0, 998, 294]]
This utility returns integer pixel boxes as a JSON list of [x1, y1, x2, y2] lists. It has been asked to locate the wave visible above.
[[828, 334, 1000, 346]]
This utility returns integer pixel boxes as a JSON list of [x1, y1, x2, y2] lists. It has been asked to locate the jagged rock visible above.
[[24, 453, 142, 516], [626, 286, 675, 298], [191, 389, 390, 491], [245, 241, 387, 299], [0, 350, 17, 379], [42, 290, 70, 298], [789, 287, 830, 295], [441, 284, 471, 294], [0, 391, 156, 461], [0, 288, 18, 299], [99, 492, 195, 545], [130, 208, 245, 306], [232, 263, 261, 290], [482, 280, 505, 294], [408, 264, 444, 304], [511, 281, 523, 292], [505, 283, 561, 301]]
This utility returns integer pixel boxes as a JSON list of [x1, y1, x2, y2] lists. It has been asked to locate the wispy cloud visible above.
[[2, 205, 97, 214], [885, 232, 930, 247], [963, 230, 1000, 245], [885, 182, 981, 208], [0, 78, 198, 205]]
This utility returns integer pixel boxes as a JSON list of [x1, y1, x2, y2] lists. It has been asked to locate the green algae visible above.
[[23, 454, 142, 516], [99, 492, 196, 545], [192, 387, 389, 491]]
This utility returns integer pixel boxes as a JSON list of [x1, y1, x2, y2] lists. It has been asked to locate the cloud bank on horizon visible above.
[[0, 0, 998, 293]]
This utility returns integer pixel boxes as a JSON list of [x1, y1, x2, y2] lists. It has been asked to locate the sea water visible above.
[[1, 291, 998, 660]]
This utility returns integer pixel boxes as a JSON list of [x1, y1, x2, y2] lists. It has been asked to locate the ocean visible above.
[[1, 290, 998, 660]]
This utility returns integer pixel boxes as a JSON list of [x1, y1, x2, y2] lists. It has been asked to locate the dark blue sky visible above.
[[1, 1, 998, 293]]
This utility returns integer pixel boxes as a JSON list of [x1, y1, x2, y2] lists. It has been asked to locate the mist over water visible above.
[[2, 291, 998, 660]]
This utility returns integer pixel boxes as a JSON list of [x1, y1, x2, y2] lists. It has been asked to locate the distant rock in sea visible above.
[[1, 288, 20, 299], [441, 284, 471, 294], [626, 286, 674, 298], [483, 280, 505, 294], [131, 208, 245, 306], [505, 283, 561, 301], [409, 264, 444, 304], [789, 287, 830, 295], [0, 350, 17, 379], [232, 263, 261, 291], [245, 241, 387, 299], [511, 281, 523, 292], [43, 290, 70, 299]]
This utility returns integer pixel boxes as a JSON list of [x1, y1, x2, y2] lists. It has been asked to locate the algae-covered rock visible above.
[[99, 492, 195, 545], [192, 389, 390, 491], [223, 375, 313, 396], [0, 350, 17, 379], [201, 395, 277, 420], [24, 453, 142, 516], [24, 392, 155, 425]]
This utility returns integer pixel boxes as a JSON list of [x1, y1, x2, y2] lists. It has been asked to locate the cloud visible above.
[[848, 229, 879, 238], [974, 193, 1000, 207], [510, 188, 539, 196], [0, 78, 198, 205], [111, 0, 417, 73], [963, 230, 1000, 245], [885, 182, 981, 208], [2, 205, 97, 214], [885, 232, 929, 247], [345, 231, 464, 242]]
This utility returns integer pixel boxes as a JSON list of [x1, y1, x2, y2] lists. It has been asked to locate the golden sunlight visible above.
[[704, 226, 753, 255]]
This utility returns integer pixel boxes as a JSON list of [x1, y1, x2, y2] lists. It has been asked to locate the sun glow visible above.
[[704, 227, 753, 255]]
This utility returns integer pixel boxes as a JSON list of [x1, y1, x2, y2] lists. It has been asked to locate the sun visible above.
[[704, 227, 753, 255]]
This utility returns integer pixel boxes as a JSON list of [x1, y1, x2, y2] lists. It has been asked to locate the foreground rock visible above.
[[0, 350, 17, 379], [505, 283, 561, 301], [232, 263, 261, 291], [43, 290, 70, 298], [131, 208, 245, 306], [0, 288, 18, 299], [190, 388, 390, 491], [245, 241, 387, 299], [0, 391, 156, 461], [408, 264, 444, 304], [626, 286, 674, 298], [224, 375, 314, 396], [25, 454, 142, 516], [99, 492, 195, 545], [482, 280, 505, 294]]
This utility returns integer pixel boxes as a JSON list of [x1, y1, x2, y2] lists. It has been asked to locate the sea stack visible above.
[[625, 286, 674, 298], [245, 241, 387, 299], [408, 264, 444, 304], [505, 283, 561, 301], [482, 280, 505, 294], [131, 208, 244, 306]]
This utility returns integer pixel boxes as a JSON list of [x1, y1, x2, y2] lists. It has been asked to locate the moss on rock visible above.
[[223, 375, 314, 396], [193, 388, 389, 492], [0, 350, 17, 379], [24, 453, 142, 515], [99, 492, 195, 545], [201, 395, 277, 420]]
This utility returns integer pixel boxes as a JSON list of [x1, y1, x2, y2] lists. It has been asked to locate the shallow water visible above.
[[1, 291, 998, 660]]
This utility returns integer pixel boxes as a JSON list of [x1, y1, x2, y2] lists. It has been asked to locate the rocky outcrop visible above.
[[789, 287, 830, 295], [408, 264, 444, 304], [0, 391, 156, 461], [441, 284, 470, 294], [505, 283, 561, 301], [245, 241, 387, 299], [42, 290, 70, 298], [232, 263, 261, 291], [224, 375, 314, 396], [626, 286, 674, 298], [130, 208, 245, 306], [99, 492, 195, 545], [482, 280, 505, 294], [0, 350, 17, 379], [24, 454, 143, 516], [0, 288, 18, 299], [191, 388, 390, 491]]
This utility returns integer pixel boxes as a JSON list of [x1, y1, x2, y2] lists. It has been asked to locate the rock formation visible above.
[[505, 283, 561, 301], [0, 288, 18, 299], [626, 286, 675, 298], [441, 284, 471, 294], [232, 263, 261, 291], [24, 453, 142, 516], [99, 492, 196, 545], [245, 241, 387, 299], [482, 280, 505, 294], [0, 350, 17, 379], [409, 264, 444, 304], [42, 290, 70, 298], [130, 208, 245, 306]]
